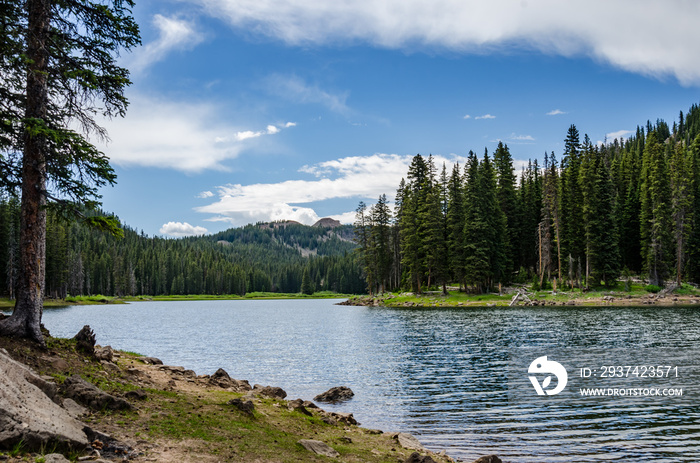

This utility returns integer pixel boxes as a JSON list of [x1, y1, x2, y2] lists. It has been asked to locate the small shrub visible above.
[[645, 284, 661, 293]]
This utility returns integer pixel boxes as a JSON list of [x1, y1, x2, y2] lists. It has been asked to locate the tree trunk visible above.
[[0, 0, 50, 345]]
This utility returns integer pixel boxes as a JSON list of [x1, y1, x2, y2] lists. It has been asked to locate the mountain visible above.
[[0, 207, 365, 298]]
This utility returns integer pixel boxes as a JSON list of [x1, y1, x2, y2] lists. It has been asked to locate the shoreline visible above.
[[0, 334, 473, 463]]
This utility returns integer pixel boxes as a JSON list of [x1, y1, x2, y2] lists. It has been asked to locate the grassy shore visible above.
[[0, 291, 353, 310], [343, 282, 700, 308], [0, 334, 456, 463]]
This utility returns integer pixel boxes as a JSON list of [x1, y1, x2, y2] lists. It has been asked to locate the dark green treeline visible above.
[[0, 210, 365, 298], [355, 103, 700, 294]]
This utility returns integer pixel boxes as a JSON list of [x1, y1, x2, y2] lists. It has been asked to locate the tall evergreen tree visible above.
[[446, 164, 466, 289], [640, 131, 673, 286], [559, 124, 584, 280], [493, 142, 518, 281], [0, 0, 140, 344]]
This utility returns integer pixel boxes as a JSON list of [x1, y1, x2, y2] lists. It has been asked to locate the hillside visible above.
[[0, 209, 364, 299]]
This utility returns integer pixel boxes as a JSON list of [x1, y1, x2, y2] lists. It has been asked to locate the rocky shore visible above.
[[0, 327, 502, 463]]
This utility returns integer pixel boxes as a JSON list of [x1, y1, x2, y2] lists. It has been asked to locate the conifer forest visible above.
[[355, 103, 700, 295]]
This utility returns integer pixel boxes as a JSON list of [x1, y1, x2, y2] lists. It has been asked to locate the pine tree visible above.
[[670, 139, 695, 284], [446, 164, 466, 289], [0, 0, 139, 344], [559, 125, 584, 280], [400, 154, 429, 293], [493, 142, 519, 281], [370, 194, 393, 293], [463, 151, 490, 292], [640, 131, 672, 286]]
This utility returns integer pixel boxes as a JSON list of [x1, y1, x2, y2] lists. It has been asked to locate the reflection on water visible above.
[[24, 301, 700, 462]]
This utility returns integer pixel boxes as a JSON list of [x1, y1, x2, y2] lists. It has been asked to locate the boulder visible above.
[[397, 432, 425, 451], [0, 349, 89, 450], [140, 356, 163, 365], [472, 456, 502, 463], [228, 398, 255, 417], [314, 386, 354, 403], [404, 453, 436, 463], [287, 398, 312, 416], [253, 384, 287, 399], [298, 439, 340, 458], [42, 355, 70, 372], [61, 398, 88, 419], [124, 389, 147, 401], [94, 346, 113, 362], [44, 455, 70, 463], [62, 375, 132, 411], [209, 368, 252, 391]]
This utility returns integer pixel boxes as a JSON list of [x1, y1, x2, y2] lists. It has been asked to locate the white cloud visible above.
[[463, 114, 471, 119], [547, 109, 566, 116], [475, 114, 496, 120], [193, 0, 700, 85], [196, 153, 466, 227], [197, 191, 214, 198], [605, 129, 634, 141], [509, 133, 535, 141], [98, 93, 295, 172], [265, 74, 350, 114], [128, 15, 204, 73], [160, 221, 208, 237]]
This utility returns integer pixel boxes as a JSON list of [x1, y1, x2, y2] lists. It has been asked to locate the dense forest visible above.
[[355, 103, 700, 295], [0, 208, 364, 298]]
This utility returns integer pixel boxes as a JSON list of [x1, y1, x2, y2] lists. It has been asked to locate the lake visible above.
[[11, 300, 700, 462]]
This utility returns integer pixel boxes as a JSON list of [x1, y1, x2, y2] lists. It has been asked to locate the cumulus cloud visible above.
[[128, 15, 204, 73], [196, 153, 466, 227], [160, 221, 209, 237], [475, 114, 496, 120], [192, 0, 700, 85], [97, 94, 295, 172], [197, 191, 215, 198], [547, 109, 567, 116]]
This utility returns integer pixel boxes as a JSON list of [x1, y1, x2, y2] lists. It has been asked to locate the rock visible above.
[[228, 398, 255, 416], [314, 386, 354, 403], [302, 400, 319, 409], [253, 384, 287, 399], [61, 398, 88, 419], [140, 356, 163, 365], [124, 389, 148, 401], [298, 439, 340, 458], [0, 349, 88, 450], [158, 365, 185, 374], [396, 432, 425, 451], [321, 411, 358, 426], [73, 325, 96, 356], [42, 355, 70, 372], [99, 360, 120, 373], [44, 455, 70, 463], [94, 345, 114, 362], [472, 456, 502, 463], [404, 453, 436, 463], [62, 375, 132, 411], [288, 398, 312, 416], [339, 436, 352, 443], [209, 368, 252, 391]]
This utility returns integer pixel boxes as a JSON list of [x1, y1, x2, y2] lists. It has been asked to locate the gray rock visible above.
[[253, 384, 287, 399], [0, 349, 88, 450], [41, 355, 70, 372], [61, 398, 88, 419], [287, 398, 312, 416], [44, 454, 70, 463], [62, 375, 132, 411], [397, 432, 425, 451], [228, 398, 255, 416], [140, 356, 163, 365], [94, 345, 113, 362], [314, 386, 354, 403], [472, 456, 502, 463], [298, 439, 340, 458], [124, 389, 148, 401], [209, 368, 252, 391], [404, 453, 436, 463]]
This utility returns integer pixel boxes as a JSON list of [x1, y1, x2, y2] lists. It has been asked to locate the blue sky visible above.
[[96, 0, 700, 237]]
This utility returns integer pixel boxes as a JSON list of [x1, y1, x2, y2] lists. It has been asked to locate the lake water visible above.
[[9, 300, 700, 462]]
